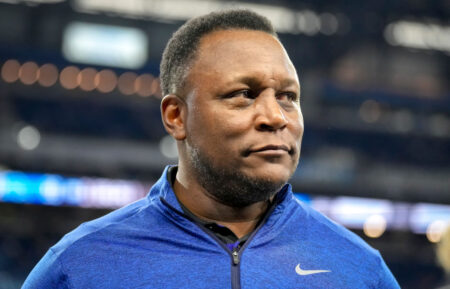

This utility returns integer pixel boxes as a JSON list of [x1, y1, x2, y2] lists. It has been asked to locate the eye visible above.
[[224, 89, 255, 99], [276, 92, 298, 102]]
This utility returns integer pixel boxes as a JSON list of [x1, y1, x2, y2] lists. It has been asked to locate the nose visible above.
[[254, 92, 288, 131]]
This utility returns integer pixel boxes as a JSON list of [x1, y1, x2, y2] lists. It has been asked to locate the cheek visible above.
[[210, 108, 253, 135], [187, 109, 249, 152], [287, 111, 304, 155], [296, 118, 305, 139], [289, 108, 304, 137]]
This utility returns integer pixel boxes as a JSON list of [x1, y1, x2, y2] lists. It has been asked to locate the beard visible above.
[[187, 145, 288, 207]]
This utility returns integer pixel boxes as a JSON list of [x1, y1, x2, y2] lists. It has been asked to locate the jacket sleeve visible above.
[[22, 248, 71, 289]]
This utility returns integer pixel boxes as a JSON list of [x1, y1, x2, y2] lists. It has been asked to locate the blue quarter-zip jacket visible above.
[[22, 166, 400, 288]]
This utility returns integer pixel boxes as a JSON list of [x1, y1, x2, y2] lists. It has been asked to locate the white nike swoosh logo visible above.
[[295, 264, 331, 276]]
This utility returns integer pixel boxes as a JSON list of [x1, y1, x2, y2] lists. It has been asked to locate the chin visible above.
[[245, 165, 293, 185]]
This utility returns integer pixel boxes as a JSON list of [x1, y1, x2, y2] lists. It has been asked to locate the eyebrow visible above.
[[230, 75, 299, 89]]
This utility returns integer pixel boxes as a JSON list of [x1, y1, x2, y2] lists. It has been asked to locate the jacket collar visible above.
[[147, 165, 296, 230], [148, 165, 184, 211]]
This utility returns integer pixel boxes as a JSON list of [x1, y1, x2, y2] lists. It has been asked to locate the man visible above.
[[23, 9, 400, 288]]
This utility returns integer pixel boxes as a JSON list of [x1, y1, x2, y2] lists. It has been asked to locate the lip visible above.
[[249, 144, 290, 154]]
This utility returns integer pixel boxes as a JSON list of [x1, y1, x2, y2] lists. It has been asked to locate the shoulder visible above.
[[294, 197, 375, 246], [23, 197, 155, 288], [285, 197, 385, 265], [40, 196, 154, 273], [282, 198, 400, 286], [53, 197, 151, 256]]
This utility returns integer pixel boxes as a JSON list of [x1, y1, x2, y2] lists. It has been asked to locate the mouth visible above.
[[245, 144, 293, 156]]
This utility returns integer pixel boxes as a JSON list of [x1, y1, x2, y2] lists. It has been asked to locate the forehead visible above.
[[198, 29, 280, 53], [188, 29, 298, 87]]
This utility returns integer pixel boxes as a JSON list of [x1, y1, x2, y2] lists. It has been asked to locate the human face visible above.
[[182, 29, 304, 196]]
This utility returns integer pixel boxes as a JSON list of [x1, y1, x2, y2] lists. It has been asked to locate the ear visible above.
[[161, 94, 186, 140]]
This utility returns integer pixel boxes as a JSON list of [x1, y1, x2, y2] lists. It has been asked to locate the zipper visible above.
[[195, 229, 243, 289], [161, 197, 243, 288], [226, 198, 280, 289], [232, 250, 239, 265], [231, 249, 240, 289], [160, 196, 281, 289]]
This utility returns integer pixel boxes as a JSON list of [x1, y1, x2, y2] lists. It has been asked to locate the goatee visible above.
[[188, 146, 286, 207]]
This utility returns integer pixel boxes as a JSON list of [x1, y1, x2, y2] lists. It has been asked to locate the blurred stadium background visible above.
[[0, 0, 449, 288]]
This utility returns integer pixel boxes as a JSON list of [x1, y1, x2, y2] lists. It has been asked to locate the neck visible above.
[[174, 165, 272, 238]]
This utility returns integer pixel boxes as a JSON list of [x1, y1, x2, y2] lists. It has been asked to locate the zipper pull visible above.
[[232, 250, 240, 265]]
